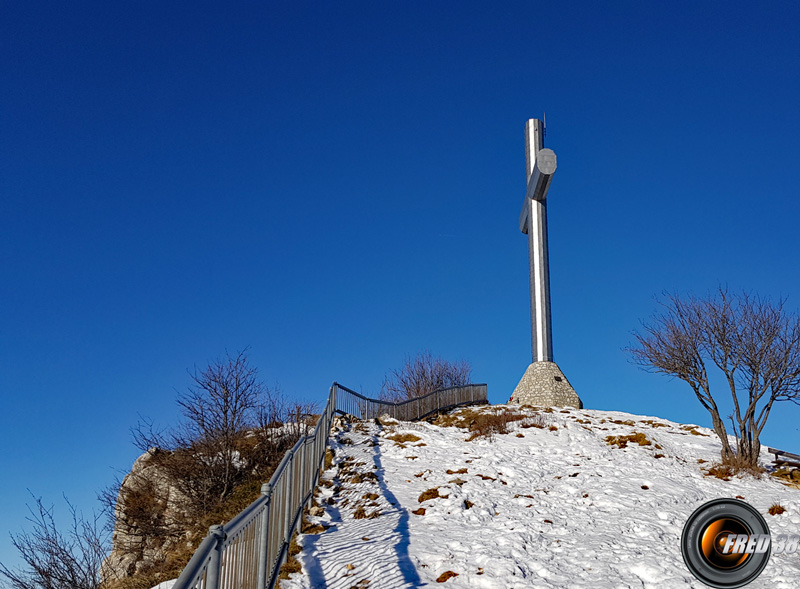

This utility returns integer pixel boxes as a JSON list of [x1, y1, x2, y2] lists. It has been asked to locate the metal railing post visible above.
[[284, 454, 294, 544], [256, 484, 272, 589], [206, 525, 226, 589]]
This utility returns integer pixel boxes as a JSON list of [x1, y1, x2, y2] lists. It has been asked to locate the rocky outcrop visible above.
[[101, 449, 193, 583]]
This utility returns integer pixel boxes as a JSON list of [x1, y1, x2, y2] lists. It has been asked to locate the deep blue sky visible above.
[[2, 0, 800, 570]]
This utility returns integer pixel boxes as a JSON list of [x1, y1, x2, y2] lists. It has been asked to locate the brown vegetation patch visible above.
[[301, 522, 329, 535], [640, 420, 668, 428], [388, 432, 422, 445], [418, 487, 448, 502], [768, 503, 786, 515], [353, 506, 381, 519], [771, 468, 800, 483], [476, 474, 496, 481], [351, 472, 378, 484], [612, 420, 635, 426], [432, 407, 530, 440], [521, 422, 545, 429], [605, 432, 652, 448], [463, 500, 474, 509], [704, 463, 734, 481], [446, 468, 468, 474], [362, 493, 379, 501], [412, 507, 426, 515], [436, 571, 459, 583], [278, 534, 303, 580], [448, 478, 466, 486]]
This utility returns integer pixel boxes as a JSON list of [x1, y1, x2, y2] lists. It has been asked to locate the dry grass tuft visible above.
[[704, 455, 766, 481], [436, 571, 459, 583], [418, 487, 448, 502], [412, 507, 426, 515], [353, 506, 381, 519], [301, 522, 329, 535], [446, 468, 468, 474], [704, 463, 734, 480], [387, 433, 422, 444], [640, 420, 669, 428], [605, 432, 652, 449], [278, 534, 303, 579], [432, 407, 536, 440], [768, 503, 786, 515], [350, 472, 379, 484], [466, 410, 527, 440]]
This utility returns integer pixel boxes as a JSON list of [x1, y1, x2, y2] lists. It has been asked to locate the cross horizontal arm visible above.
[[519, 148, 557, 234]]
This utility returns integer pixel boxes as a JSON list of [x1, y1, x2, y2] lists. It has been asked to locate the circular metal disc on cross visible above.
[[510, 118, 582, 409]]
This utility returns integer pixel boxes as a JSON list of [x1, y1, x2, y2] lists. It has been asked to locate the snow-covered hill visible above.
[[282, 405, 800, 589]]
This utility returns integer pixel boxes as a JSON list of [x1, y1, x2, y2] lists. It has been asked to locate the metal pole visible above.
[[256, 485, 272, 589], [206, 525, 226, 589]]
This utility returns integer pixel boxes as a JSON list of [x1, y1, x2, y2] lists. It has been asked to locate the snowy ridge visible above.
[[281, 406, 800, 588]]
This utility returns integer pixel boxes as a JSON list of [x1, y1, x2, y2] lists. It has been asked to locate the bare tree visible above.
[[629, 288, 800, 467], [381, 351, 472, 401], [0, 495, 109, 589], [176, 348, 264, 500], [131, 349, 266, 508]]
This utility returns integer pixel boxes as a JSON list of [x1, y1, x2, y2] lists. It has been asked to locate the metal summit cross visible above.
[[509, 118, 582, 409]]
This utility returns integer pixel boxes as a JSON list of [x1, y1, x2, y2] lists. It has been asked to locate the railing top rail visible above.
[[173, 380, 485, 589], [333, 381, 487, 407]]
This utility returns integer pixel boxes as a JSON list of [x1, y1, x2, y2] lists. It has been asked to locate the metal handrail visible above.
[[333, 382, 488, 421], [172, 382, 487, 589]]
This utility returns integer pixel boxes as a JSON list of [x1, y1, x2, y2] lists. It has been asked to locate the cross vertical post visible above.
[[510, 118, 582, 409]]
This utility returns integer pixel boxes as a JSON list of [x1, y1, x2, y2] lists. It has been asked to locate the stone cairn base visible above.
[[508, 361, 582, 409]]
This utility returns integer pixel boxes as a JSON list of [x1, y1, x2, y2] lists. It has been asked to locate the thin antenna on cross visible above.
[[543, 112, 547, 137]]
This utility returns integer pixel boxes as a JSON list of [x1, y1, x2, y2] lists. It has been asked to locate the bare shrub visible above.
[[381, 351, 472, 401], [630, 288, 800, 467], [0, 495, 109, 589]]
